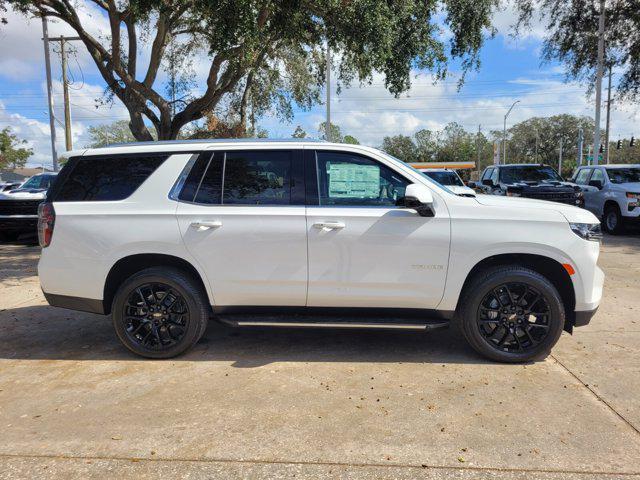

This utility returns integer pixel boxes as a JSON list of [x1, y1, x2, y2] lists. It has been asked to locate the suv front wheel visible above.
[[112, 267, 209, 358], [603, 204, 624, 235], [459, 266, 565, 363]]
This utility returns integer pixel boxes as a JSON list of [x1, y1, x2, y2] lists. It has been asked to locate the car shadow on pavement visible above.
[[0, 305, 492, 366]]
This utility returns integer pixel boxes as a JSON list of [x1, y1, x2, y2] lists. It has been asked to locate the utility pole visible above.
[[325, 44, 331, 142], [605, 65, 613, 164], [41, 16, 58, 171], [558, 137, 563, 177], [503, 100, 520, 164], [476, 124, 481, 176], [48, 35, 81, 152], [593, 0, 606, 166], [578, 128, 584, 167], [534, 128, 539, 162]]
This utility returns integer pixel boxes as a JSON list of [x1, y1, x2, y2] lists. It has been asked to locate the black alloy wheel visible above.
[[476, 283, 551, 354], [122, 282, 190, 351], [112, 267, 209, 358], [459, 266, 565, 363]]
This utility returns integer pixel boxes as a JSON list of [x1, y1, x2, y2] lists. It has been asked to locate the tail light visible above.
[[38, 202, 55, 248]]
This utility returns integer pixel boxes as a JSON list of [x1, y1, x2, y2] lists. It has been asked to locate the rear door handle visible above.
[[191, 220, 222, 231], [313, 221, 345, 230]]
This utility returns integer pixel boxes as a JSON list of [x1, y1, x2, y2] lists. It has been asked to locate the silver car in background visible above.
[[571, 164, 640, 234]]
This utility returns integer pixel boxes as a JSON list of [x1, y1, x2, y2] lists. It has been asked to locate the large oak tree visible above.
[[6, 0, 498, 140], [514, 0, 640, 102]]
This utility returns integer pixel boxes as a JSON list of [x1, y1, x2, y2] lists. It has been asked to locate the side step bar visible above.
[[217, 317, 449, 331]]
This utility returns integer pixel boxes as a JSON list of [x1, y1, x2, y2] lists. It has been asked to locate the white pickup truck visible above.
[[571, 164, 640, 234]]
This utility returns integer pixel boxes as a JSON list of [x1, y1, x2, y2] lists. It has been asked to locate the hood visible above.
[[474, 194, 599, 224], [0, 188, 47, 200], [507, 180, 578, 190], [609, 182, 640, 192], [448, 185, 476, 196]]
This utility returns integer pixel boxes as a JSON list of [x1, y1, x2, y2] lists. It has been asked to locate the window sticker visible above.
[[327, 162, 380, 198]]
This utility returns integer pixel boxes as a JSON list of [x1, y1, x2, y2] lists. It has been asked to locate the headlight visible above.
[[626, 192, 640, 199], [569, 222, 603, 242], [506, 191, 521, 197], [627, 192, 640, 208]]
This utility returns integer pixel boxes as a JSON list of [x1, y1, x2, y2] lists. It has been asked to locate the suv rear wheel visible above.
[[459, 266, 564, 363], [112, 267, 209, 358]]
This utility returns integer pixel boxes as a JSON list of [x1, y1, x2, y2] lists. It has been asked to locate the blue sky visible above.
[[0, 2, 638, 168]]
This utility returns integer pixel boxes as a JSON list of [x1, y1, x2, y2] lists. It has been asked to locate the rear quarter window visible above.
[[52, 154, 169, 201]]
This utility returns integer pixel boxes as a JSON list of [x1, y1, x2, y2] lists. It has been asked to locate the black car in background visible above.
[[0, 172, 57, 241], [472, 164, 584, 207]]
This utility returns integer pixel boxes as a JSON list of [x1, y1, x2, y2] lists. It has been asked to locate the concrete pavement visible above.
[[0, 235, 639, 479]]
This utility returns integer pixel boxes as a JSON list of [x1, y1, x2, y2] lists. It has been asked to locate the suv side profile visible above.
[[38, 140, 604, 363], [571, 164, 640, 234]]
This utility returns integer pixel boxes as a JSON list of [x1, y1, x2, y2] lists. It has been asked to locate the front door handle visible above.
[[313, 221, 345, 230], [191, 220, 222, 231]]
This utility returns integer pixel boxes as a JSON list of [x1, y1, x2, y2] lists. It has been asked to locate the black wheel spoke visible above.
[[523, 327, 538, 346], [122, 282, 190, 351]]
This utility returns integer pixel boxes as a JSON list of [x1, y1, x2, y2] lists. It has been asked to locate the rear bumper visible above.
[[43, 291, 105, 315]]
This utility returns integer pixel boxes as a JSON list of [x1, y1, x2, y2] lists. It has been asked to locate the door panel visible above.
[[306, 206, 450, 308], [177, 205, 307, 306], [175, 149, 307, 307], [305, 149, 450, 309]]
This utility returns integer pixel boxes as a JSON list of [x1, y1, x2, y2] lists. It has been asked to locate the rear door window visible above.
[[53, 154, 168, 201], [185, 150, 295, 205]]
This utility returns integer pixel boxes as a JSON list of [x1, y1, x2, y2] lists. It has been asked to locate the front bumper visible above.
[[0, 215, 38, 233], [574, 307, 598, 327]]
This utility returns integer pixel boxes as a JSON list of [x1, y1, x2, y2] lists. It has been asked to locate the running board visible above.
[[216, 317, 449, 331]]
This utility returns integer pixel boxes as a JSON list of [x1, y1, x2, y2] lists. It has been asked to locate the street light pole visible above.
[[503, 100, 520, 164], [325, 44, 331, 142], [593, 0, 606, 166]]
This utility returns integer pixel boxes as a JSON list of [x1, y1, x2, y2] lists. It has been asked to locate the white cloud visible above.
[[0, 5, 109, 83], [257, 71, 640, 148]]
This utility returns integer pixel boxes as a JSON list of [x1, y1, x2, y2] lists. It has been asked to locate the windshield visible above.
[[423, 171, 464, 187], [499, 166, 563, 183], [21, 175, 54, 190], [606, 168, 640, 184], [378, 152, 454, 195]]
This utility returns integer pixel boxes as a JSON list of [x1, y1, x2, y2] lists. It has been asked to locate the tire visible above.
[[112, 267, 209, 359], [602, 204, 625, 235], [458, 265, 565, 363]]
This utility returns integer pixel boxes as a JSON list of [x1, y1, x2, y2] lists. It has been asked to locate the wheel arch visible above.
[[603, 199, 621, 213], [456, 253, 576, 331], [103, 253, 211, 315]]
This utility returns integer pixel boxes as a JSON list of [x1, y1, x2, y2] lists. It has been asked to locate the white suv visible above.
[[38, 140, 604, 362]]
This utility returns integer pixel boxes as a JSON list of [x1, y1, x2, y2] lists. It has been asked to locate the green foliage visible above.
[[0, 127, 32, 170], [514, 0, 640, 101], [291, 126, 307, 138], [86, 120, 154, 148], [5, 0, 498, 140], [380, 123, 491, 168], [318, 122, 359, 144], [496, 114, 594, 177]]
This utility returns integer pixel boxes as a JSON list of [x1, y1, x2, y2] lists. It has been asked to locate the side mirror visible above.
[[482, 178, 495, 187], [467, 181, 477, 189], [588, 179, 603, 190], [404, 183, 435, 217]]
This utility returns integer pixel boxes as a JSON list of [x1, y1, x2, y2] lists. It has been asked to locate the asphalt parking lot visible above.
[[0, 235, 639, 479]]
